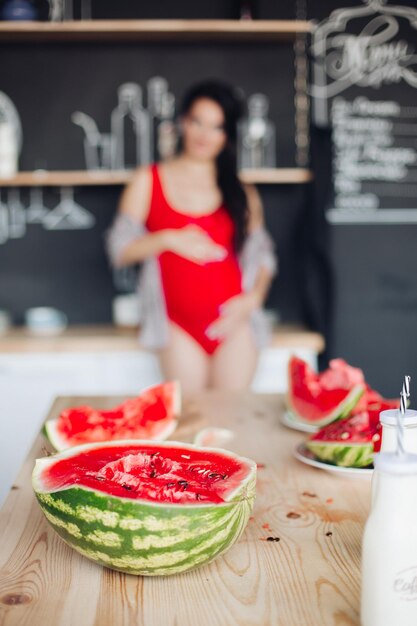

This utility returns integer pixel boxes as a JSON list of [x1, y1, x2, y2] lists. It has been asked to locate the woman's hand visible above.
[[163, 226, 227, 264], [205, 292, 260, 340]]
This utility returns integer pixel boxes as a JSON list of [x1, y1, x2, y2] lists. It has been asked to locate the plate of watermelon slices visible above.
[[294, 443, 373, 478], [286, 356, 400, 473]]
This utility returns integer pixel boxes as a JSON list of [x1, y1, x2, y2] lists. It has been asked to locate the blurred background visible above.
[[0, 1, 417, 499]]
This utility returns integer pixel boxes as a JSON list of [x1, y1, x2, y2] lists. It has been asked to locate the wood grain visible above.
[[0, 20, 312, 43], [0, 392, 370, 626]]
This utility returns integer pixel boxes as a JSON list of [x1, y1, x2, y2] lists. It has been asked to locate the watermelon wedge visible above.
[[306, 413, 379, 468], [44, 381, 180, 451], [286, 357, 365, 427], [32, 440, 256, 576], [306, 397, 400, 468]]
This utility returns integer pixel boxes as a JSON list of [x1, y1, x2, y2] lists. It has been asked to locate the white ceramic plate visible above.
[[294, 443, 373, 478], [281, 411, 318, 433]]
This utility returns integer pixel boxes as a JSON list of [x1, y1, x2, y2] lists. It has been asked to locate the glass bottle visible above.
[[380, 409, 417, 454], [156, 92, 177, 162], [238, 93, 276, 169], [111, 83, 151, 170], [147, 76, 169, 162], [361, 452, 417, 626]]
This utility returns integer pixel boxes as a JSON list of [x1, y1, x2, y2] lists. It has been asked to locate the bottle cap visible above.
[[374, 451, 417, 475], [380, 409, 417, 426]]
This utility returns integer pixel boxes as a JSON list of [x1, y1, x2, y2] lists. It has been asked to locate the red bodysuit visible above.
[[146, 164, 243, 355]]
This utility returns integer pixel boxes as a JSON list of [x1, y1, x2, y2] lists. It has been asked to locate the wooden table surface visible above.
[[0, 392, 370, 626]]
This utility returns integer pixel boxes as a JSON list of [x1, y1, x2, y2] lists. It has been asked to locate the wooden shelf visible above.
[[0, 19, 312, 42], [240, 168, 312, 184], [0, 168, 313, 187], [0, 170, 129, 187]]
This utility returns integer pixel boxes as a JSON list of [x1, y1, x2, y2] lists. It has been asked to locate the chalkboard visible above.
[[310, 0, 417, 224]]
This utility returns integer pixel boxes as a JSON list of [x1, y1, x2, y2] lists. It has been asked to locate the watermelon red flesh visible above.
[[45, 381, 179, 450], [306, 412, 379, 468], [352, 385, 400, 419], [39, 442, 251, 505], [306, 395, 401, 468], [287, 357, 365, 426], [32, 440, 257, 576]]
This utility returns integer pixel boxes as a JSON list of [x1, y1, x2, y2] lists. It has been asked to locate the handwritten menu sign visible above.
[[310, 0, 417, 224]]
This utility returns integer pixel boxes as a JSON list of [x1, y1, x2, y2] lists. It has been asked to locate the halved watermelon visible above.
[[32, 440, 256, 576], [286, 357, 365, 427], [306, 397, 400, 468], [44, 381, 180, 451]]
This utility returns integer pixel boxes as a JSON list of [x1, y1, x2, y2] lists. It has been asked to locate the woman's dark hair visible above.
[[180, 80, 249, 251]]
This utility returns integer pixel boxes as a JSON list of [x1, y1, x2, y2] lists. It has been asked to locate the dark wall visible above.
[[307, 0, 417, 394], [0, 0, 313, 326]]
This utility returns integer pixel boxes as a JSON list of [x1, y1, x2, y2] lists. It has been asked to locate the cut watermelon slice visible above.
[[306, 397, 400, 468], [306, 412, 379, 468], [286, 356, 365, 427], [44, 381, 180, 451], [32, 440, 256, 576]]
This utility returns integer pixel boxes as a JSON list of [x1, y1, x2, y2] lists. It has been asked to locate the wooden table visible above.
[[0, 393, 370, 626]]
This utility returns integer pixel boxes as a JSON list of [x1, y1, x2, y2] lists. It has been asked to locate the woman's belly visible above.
[[158, 251, 242, 345]]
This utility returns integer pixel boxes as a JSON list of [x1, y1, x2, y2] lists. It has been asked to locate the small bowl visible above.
[[24, 307, 67, 336]]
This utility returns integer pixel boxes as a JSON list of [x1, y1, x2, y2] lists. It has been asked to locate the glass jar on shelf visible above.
[[238, 93, 276, 170]]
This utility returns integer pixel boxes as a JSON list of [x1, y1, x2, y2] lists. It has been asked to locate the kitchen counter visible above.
[[0, 324, 325, 354], [0, 392, 368, 626]]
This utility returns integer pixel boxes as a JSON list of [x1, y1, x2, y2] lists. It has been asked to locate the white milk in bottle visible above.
[[380, 409, 417, 453], [361, 452, 417, 626]]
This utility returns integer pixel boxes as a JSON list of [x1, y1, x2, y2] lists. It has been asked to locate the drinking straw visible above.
[[397, 375, 411, 455]]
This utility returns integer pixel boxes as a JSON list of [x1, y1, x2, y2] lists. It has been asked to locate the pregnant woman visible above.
[[107, 80, 277, 394]]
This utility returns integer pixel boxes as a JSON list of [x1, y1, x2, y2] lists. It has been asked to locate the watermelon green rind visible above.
[[306, 440, 374, 468], [287, 383, 365, 427], [32, 440, 256, 576]]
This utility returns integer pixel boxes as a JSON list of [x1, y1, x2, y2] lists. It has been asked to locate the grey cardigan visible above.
[[106, 213, 278, 350]]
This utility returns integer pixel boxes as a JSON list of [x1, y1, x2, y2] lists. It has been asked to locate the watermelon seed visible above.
[[302, 492, 317, 498], [94, 476, 105, 482], [222, 474, 228, 480], [208, 473, 220, 479], [326, 532, 333, 537], [167, 482, 176, 487], [266, 537, 280, 542], [150, 470, 157, 478], [178, 480, 188, 490], [122, 484, 133, 491], [287, 512, 301, 519], [196, 493, 201, 500]]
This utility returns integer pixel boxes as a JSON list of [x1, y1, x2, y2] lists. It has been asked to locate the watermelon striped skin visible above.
[[32, 441, 256, 576], [306, 440, 374, 468]]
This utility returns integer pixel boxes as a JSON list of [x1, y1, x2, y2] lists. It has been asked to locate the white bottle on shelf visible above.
[[361, 452, 417, 626]]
